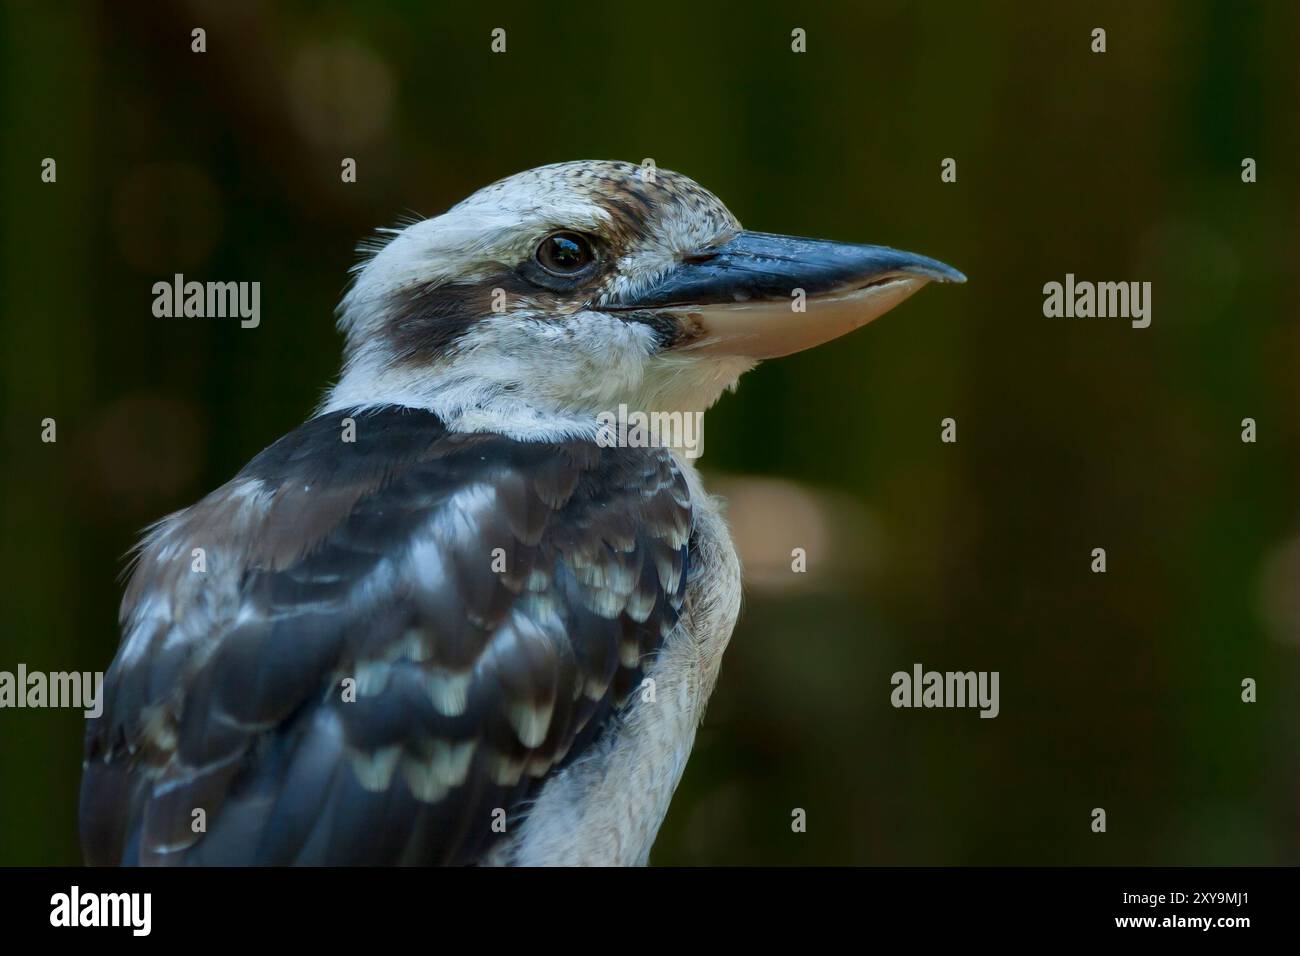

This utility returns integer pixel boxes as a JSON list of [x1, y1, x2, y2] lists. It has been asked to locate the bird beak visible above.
[[607, 231, 966, 358]]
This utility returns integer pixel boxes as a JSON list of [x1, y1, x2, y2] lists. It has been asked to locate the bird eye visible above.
[[535, 232, 595, 276]]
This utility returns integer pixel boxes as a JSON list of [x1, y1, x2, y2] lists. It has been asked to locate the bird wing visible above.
[[80, 406, 691, 865]]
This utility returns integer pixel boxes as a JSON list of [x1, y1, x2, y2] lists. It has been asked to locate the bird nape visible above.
[[80, 160, 964, 866]]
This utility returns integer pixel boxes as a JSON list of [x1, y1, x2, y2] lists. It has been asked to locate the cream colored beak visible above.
[[606, 231, 965, 359]]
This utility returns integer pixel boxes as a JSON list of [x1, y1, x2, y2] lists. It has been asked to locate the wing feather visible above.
[[80, 406, 690, 866]]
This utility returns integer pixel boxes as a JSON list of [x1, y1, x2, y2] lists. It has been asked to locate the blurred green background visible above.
[[2, 0, 1297, 865]]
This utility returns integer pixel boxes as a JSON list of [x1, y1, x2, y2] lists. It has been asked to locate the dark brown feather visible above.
[[81, 406, 691, 865]]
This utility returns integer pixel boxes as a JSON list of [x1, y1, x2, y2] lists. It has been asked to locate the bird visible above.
[[80, 159, 964, 866]]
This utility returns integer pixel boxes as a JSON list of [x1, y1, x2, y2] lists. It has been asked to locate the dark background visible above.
[[1, 0, 1296, 865]]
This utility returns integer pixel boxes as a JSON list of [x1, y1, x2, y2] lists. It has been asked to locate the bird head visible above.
[[328, 160, 965, 439]]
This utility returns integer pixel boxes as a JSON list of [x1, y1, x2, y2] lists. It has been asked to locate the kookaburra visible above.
[[81, 160, 963, 865]]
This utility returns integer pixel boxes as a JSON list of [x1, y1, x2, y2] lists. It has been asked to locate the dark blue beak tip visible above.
[[903, 255, 966, 285]]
